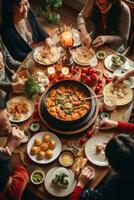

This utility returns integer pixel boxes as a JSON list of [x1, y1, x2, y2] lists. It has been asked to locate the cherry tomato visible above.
[[71, 68, 77, 75], [58, 73, 64, 80], [98, 80, 102, 84], [105, 77, 111, 84], [98, 83, 102, 88], [85, 77, 92, 85], [87, 130, 92, 138], [88, 67, 95, 75], [49, 75, 56, 81], [80, 136, 87, 145], [91, 73, 98, 82], [95, 85, 101, 94], [81, 68, 88, 74], [80, 73, 87, 81]]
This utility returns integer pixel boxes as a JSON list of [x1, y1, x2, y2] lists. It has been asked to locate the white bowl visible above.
[[31, 170, 45, 185], [103, 96, 117, 111]]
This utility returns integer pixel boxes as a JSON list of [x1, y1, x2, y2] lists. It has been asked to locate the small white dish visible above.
[[31, 170, 45, 185], [104, 55, 128, 72], [103, 96, 117, 111]]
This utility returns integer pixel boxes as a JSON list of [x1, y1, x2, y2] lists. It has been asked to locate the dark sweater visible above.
[[70, 174, 134, 200], [1, 9, 49, 62]]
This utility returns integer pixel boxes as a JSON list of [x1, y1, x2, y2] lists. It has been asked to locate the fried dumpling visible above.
[[40, 143, 49, 151], [42, 134, 51, 143], [37, 151, 46, 160], [45, 149, 54, 159], [49, 140, 56, 150], [34, 139, 42, 146], [31, 146, 40, 155]]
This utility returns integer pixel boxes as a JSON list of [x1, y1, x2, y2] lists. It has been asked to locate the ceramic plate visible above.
[[34, 46, 60, 65], [27, 131, 61, 164], [72, 51, 97, 67], [7, 96, 34, 123], [85, 134, 111, 166], [103, 82, 133, 106], [44, 167, 77, 197], [104, 55, 131, 72]]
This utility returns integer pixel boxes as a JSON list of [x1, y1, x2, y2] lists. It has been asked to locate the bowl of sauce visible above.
[[59, 150, 75, 167]]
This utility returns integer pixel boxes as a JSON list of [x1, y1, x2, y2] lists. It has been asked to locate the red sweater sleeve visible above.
[[7, 165, 29, 200], [117, 122, 134, 134], [69, 186, 83, 200]]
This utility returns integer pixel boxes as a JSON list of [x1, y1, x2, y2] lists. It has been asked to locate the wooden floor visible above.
[[31, 1, 134, 61]]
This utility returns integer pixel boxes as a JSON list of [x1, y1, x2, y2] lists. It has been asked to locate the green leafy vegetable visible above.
[[25, 76, 39, 100]]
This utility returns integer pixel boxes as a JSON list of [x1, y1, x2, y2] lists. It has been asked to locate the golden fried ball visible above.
[[34, 139, 42, 146], [49, 140, 56, 150], [37, 151, 46, 160], [45, 149, 54, 159], [42, 134, 51, 143], [31, 146, 40, 155], [40, 143, 49, 151]]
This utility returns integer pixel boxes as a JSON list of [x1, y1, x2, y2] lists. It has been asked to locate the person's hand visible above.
[[45, 37, 54, 47], [77, 166, 93, 188], [112, 74, 126, 85], [6, 127, 25, 153], [0, 146, 11, 156], [81, 32, 92, 47], [99, 118, 118, 130], [12, 80, 25, 93], [92, 36, 107, 48]]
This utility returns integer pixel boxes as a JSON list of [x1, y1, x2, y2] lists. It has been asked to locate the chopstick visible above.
[[81, 94, 102, 101]]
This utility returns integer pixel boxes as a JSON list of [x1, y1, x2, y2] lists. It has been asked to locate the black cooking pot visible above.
[[40, 80, 97, 130]]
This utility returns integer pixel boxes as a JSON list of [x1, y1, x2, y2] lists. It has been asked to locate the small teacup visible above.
[[103, 96, 117, 111]]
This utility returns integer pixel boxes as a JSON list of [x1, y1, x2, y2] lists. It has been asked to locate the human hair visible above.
[[0, 97, 6, 110], [1, 0, 23, 24], [91, 0, 123, 36], [0, 152, 12, 192], [105, 134, 134, 178]]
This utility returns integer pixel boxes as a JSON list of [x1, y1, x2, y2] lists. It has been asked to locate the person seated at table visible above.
[[1, 0, 54, 62], [112, 67, 134, 84], [0, 152, 29, 200], [77, 0, 131, 52], [99, 118, 134, 133], [0, 49, 25, 93], [0, 36, 21, 73], [70, 134, 134, 200]]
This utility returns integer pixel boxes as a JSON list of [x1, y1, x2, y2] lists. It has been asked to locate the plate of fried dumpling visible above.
[[27, 131, 61, 164]]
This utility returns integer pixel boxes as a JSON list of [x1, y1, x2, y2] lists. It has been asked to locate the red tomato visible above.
[[58, 73, 64, 80], [51, 78, 57, 84], [88, 68, 95, 75], [105, 77, 111, 84], [80, 136, 87, 145], [49, 75, 56, 81], [80, 73, 87, 80], [71, 68, 77, 75], [91, 73, 98, 82], [98, 83, 102, 88], [98, 80, 102, 84], [95, 85, 101, 94], [85, 77, 92, 85], [81, 68, 88, 74], [87, 130, 92, 138]]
